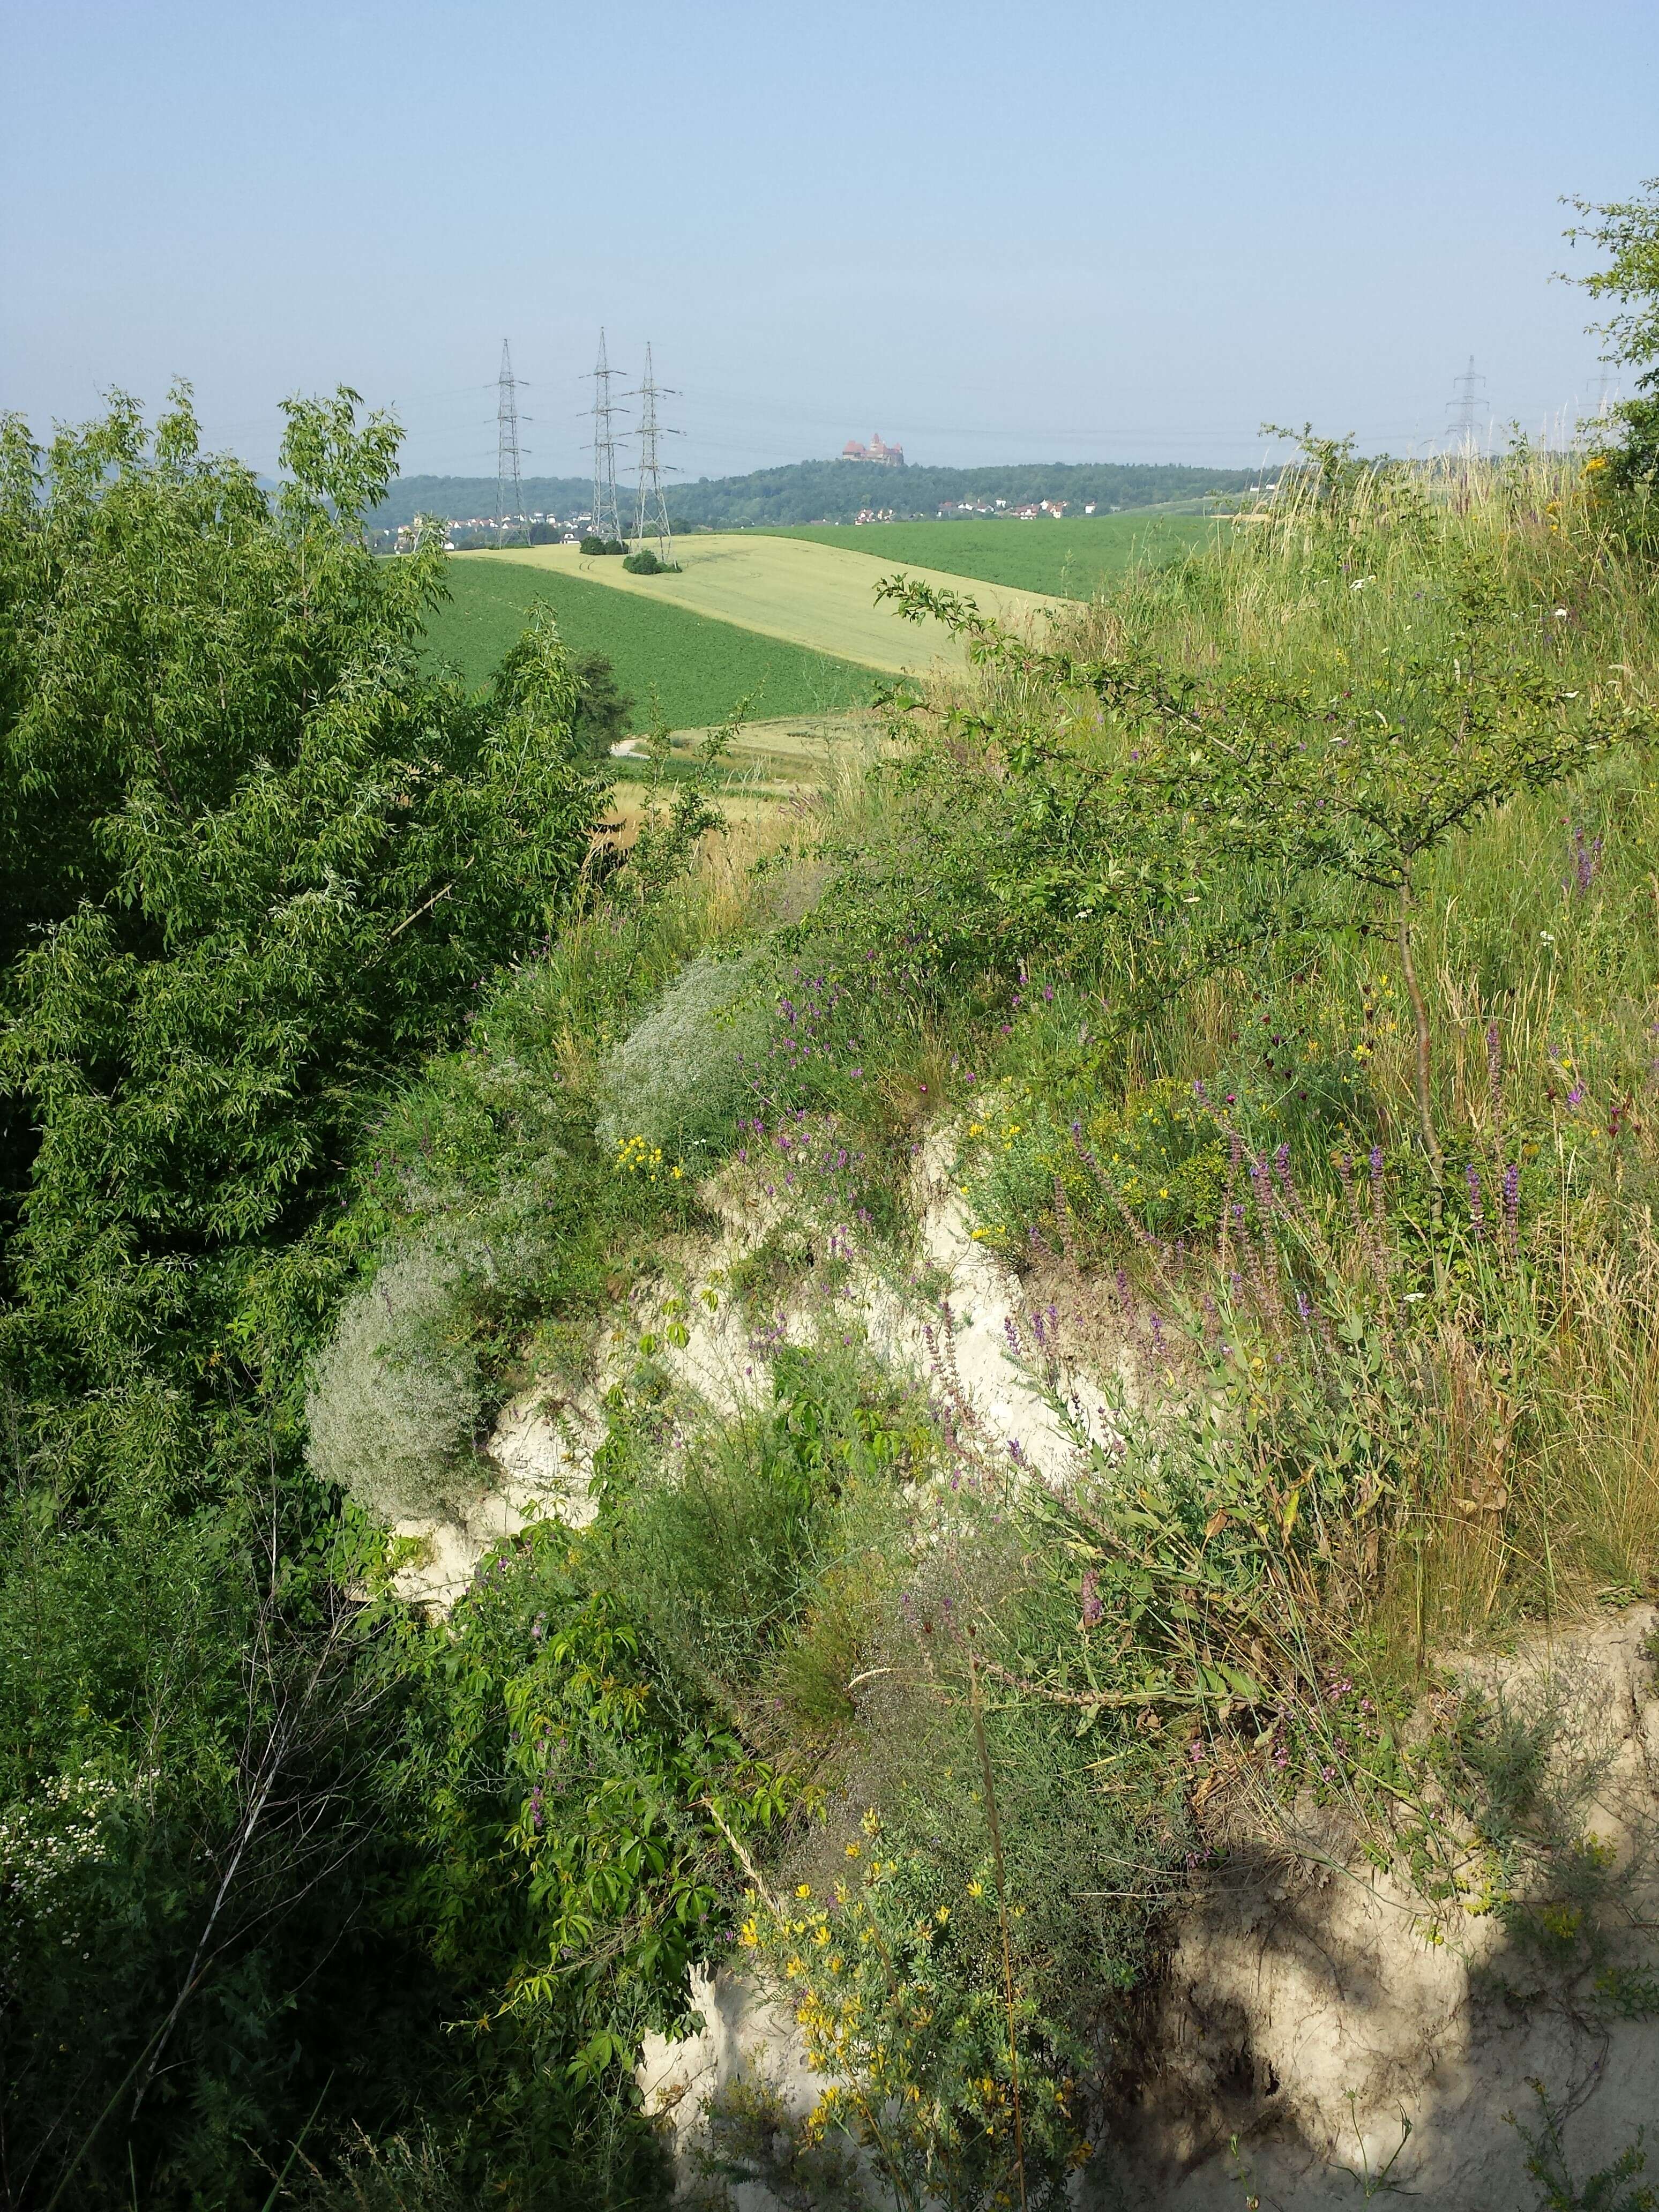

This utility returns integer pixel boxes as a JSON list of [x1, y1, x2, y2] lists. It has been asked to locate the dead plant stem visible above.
[[969, 1654, 1027, 2212]]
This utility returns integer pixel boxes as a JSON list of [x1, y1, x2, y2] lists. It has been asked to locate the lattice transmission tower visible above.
[[1446, 356, 1488, 447], [629, 342, 682, 560], [585, 328, 627, 543], [496, 340, 530, 547]]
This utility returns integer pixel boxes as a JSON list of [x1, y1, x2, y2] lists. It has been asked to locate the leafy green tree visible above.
[[0, 384, 603, 1402], [0, 387, 609, 2206], [571, 647, 635, 757], [1566, 177, 1659, 512]]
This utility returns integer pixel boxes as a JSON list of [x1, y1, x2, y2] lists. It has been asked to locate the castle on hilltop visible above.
[[838, 432, 904, 468]]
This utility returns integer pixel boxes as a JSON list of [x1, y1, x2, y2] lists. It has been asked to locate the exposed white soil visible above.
[[1113, 1606, 1659, 2211], [641, 1611, 1659, 2211], [636, 1967, 833, 2211], [388, 1379, 606, 1610], [376, 1120, 1659, 2206], [387, 1119, 1106, 1610], [862, 1126, 1119, 1476]]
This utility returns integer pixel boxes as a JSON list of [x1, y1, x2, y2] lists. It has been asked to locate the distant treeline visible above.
[[369, 457, 1258, 533], [668, 457, 1257, 527], [378, 473, 595, 528]]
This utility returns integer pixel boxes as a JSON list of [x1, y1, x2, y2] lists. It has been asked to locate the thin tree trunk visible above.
[[1397, 881, 1443, 1190], [129, 1746, 283, 2118]]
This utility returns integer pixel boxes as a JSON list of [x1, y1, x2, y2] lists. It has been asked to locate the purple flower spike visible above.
[[1080, 1569, 1104, 1627]]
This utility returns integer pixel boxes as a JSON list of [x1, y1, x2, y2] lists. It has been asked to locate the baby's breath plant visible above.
[[0, 1769, 118, 1990], [305, 1243, 488, 1521], [595, 948, 772, 1167]]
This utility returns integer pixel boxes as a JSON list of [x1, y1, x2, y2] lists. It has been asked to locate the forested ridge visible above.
[[370, 454, 1254, 533]]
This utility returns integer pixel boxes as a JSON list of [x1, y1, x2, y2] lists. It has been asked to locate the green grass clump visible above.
[[760, 512, 1216, 598], [424, 553, 879, 723]]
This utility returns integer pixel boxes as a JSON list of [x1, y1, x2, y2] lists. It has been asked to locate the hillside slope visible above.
[[761, 511, 1217, 596], [425, 550, 880, 722]]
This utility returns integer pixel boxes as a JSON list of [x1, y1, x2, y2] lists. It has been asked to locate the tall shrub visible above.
[[0, 386, 604, 1401]]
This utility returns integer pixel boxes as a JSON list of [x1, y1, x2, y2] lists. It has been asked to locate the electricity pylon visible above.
[[1446, 356, 1488, 447], [496, 340, 530, 547], [585, 328, 627, 543], [629, 342, 682, 560]]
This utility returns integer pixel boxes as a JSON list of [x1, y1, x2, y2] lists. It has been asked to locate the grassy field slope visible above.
[[470, 535, 1056, 673], [424, 555, 880, 727], [759, 512, 1218, 598]]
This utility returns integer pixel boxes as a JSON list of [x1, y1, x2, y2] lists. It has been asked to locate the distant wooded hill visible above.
[[370, 457, 1258, 533]]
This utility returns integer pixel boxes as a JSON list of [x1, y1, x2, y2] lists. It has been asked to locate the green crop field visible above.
[[471, 536, 1057, 674], [758, 512, 1219, 599], [424, 554, 881, 729]]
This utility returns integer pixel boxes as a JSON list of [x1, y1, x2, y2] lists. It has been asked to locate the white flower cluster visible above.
[[0, 1770, 117, 1976]]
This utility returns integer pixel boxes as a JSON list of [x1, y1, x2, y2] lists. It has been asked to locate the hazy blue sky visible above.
[[3, 1, 1655, 481]]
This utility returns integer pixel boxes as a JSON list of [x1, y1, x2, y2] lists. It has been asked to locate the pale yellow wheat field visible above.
[[471, 533, 1055, 675]]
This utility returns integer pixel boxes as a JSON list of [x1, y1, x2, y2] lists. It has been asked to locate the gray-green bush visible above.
[[306, 1245, 489, 1520], [594, 948, 771, 1165]]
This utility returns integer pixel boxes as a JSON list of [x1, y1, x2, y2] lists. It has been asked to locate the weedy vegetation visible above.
[[6, 185, 1659, 2210]]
